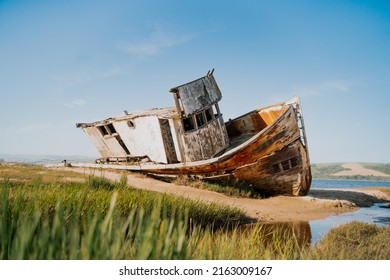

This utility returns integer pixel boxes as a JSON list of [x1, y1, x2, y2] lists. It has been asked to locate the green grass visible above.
[[173, 175, 264, 198], [307, 222, 390, 259], [2, 179, 245, 228], [0, 162, 86, 182], [0, 179, 304, 260], [1, 182, 191, 259], [0, 164, 303, 260], [2, 163, 390, 260]]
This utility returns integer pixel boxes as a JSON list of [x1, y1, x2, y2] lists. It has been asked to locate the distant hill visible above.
[[0, 154, 96, 165], [312, 162, 390, 181]]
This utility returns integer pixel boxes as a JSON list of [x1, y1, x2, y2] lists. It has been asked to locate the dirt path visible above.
[[332, 163, 390, 177], [62, 167, 390, 222]]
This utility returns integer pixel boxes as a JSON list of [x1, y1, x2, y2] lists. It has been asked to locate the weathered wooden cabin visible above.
[[77, 73, 229, 164]]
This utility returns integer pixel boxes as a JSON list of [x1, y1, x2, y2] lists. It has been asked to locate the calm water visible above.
[[312, 179, 390, 189], [308, 179, 390, 244]]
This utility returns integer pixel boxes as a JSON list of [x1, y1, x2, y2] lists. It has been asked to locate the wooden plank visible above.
[[175, 75, 222, 116]]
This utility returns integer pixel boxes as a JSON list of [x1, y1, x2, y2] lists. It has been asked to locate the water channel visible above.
[[307, 179, 390, 244]]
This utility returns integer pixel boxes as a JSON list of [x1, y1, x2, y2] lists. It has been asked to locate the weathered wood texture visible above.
[[77, 108, 179, 164], [145, 106, 296, 172], [180, 116, 229, 162], [83, 127, 128, 158], [232, 141, 311, 196], [159, 119, 179, 163], [111, 116, 171, 163], [140, 101, 311, 196], [225, 105, 285, 138], [171, 75, 222, 116]]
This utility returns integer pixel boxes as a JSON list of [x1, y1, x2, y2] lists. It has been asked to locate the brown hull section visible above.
[[230, 141, 311, 196], [142, 103, 312, 196]]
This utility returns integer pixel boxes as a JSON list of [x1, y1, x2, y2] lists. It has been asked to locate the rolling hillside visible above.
[[312, 162, 390, 181]]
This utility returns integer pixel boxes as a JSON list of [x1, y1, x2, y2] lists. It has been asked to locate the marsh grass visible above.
[[379, 188, 390, 197], [0, 163, 306, 260], [1, 182, 191, 259], [173, 175, 264, 198], [187, 223, 309, 260], [2, 179, 244, 226], [2, 163, 389, 260], [0, 162, 85, 182], [307, 222, 390, 259], [0, 180, 307, 260]]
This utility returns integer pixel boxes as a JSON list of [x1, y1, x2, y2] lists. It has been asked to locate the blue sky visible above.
[[1, 0, 389, 163]]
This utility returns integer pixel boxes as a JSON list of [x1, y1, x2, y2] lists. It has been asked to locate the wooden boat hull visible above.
[[142, 102, 311, 196], [77, 97, 311, 196]]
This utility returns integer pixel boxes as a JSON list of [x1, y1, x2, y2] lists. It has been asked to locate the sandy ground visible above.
[[332, 162, 390, 177], [61, 167, 390, 223]]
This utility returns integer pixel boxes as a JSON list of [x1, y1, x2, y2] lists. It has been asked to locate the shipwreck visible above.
[[76, 70, 312, 196]]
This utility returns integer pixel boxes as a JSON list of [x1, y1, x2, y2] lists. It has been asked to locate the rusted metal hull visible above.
[[77, 97, 311, 196]]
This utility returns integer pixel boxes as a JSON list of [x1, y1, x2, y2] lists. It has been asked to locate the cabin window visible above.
[[98, 126, 109, 136], [182, 105, 220, 133], [107, 123, 117, 134], [97, 124, 118, 137], [271, 157, 300, 173], [183, 116, 195, 132], [281, 160, 291, 171], [195, 112, 205, 128], [205, 107, 214, 122], [177, 94, 184, 114], [127, 120, 135, 129], [213, 103, 221, 117], [290, 157, 299, 168], [272, 164, 281, 173]]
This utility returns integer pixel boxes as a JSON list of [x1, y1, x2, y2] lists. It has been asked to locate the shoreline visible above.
[[59, 167, 390, 223]]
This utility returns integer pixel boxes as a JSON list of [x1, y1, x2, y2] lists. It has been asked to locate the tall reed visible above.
[[1, 179, 304, 260]]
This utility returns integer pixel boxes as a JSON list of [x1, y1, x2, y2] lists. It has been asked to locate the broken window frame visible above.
[[97, 123, 118, 137], [183, 116, 196, 132], [271, 157, 300, 173], [182, 103, 222, 134], [106, 123, 117, 134], [98, 125, 109, 136], [195, 112, 206, 128], [213, 103, 221, 118], [205, 107, 214, 122]]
